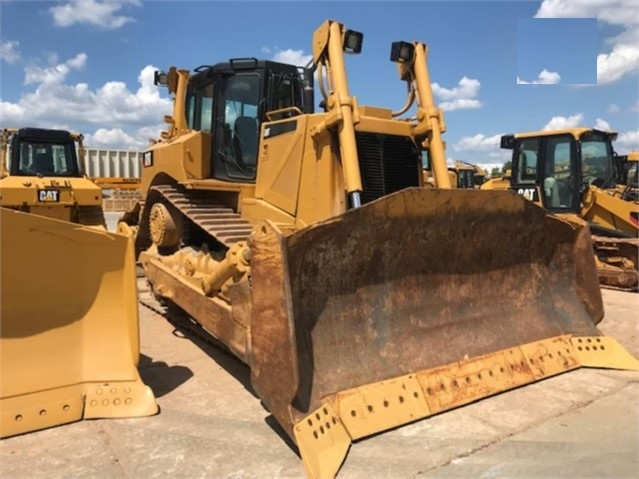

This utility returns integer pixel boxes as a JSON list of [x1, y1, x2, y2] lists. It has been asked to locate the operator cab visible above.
[[183, 58, 313, 183], [454, 168, 475, 189], [501, 129, 617, 213], [9, 128, 82, 178]]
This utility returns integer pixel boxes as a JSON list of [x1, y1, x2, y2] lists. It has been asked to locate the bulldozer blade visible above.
[[0, 207, 158, 439], [248, 188, 636, 478]]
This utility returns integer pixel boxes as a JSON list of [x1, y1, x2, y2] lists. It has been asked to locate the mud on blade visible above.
[[249, 188, 605, 431]]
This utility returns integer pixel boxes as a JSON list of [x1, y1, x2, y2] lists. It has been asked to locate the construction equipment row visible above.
[[1, 18, 637, 479]]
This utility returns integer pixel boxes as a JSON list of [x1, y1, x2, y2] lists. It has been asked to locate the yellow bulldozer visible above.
[[0, 127, 158, 438], [423, 159, 487, 189], [488, 128, 639, 291], [118, 19, 638, 479]]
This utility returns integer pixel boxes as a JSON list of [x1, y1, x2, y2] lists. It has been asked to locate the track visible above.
[[593, 234, 639, 293], [149, 184, 253, 248]]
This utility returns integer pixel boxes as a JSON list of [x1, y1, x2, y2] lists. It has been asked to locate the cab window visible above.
[[186, 82, 214, 132], [542, 136, 574, 209], [581, 133, 614, 188], [13, 141, 79, 177], [214, 74, 261, 181], [515, 138, 539, 184]]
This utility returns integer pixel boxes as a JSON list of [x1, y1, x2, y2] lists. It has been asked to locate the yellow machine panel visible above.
[[0, 208, 158, 438], [0, 127, 158, 438], [118, 20, 638, 478]]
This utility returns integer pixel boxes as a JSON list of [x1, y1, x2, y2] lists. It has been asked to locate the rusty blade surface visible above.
[[248, 187, 603, 438]]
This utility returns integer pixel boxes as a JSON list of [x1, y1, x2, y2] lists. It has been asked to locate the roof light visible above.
[[390, 41, 415, 63], [343, 29, 363, 54], [154, 71, 169, 86]]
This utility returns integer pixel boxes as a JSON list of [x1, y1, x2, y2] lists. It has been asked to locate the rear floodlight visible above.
[[343, 29, 363, 54], [154, 71, 169, 86], [390, 41, 415, 63]]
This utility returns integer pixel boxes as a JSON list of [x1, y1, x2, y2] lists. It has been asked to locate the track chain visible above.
[[151, 184, 253, 248]]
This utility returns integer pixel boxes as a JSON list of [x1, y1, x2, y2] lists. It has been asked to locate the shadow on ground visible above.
[[138, 354, 194, 398]]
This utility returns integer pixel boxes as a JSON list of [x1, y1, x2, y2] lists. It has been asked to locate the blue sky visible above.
[[1, 0, 638, 171], [517, 18, 597, 84]]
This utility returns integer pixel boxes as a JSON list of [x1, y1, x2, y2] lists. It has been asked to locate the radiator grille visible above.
[[355, 132, 421, 204]]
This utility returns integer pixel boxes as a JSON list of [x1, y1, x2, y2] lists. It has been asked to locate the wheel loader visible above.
[[612, 150, 639, 202], [491, 128, 639, 291], [118, 19, 639, 479], [0, 127, 158, 439]]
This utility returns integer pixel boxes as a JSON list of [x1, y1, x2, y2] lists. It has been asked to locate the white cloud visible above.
[[453, 133, 503, 152], [614, 130, 639, 152], [542, 113, 584, 130], [0, 40, 21, 64], [271, 49, 312, 67], [24, 53, 87, 86], [0, 102, 26, 121], [534, 0, 639, 84], [607, 103, 621, 114], [432, 77, 479, 101], [517, 69, 561, 84], [0, 53, 172, 149], [49, 0, 141, 29], [594, 118, 612, 131], [479, 162, 509, 174], [83, 125, 164, 150], [432, 76, 482, 111], [535, 0, 638, 30], [596, 43, 639, 84], [84, 128, 139, 148]]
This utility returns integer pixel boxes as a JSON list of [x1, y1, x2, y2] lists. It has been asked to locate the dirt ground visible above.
[[1, 281, 637, 479]]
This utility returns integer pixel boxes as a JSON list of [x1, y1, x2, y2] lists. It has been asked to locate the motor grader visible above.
[[118, 19, 638, 479], [0, 127, 158, 438], [491, 128, 639, 291]]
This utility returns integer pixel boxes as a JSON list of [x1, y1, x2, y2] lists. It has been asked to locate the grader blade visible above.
[[247, 188, 637, 479], [0, 207, 158, 438]]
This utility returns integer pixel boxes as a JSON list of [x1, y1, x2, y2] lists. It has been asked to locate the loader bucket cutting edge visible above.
[[248, 188, 625, 456], [0, 207, 158, 438], [293, 334, 639, 479]]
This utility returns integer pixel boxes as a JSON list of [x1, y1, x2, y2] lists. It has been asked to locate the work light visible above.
[[154, 71, 169, 86], [343, 29, 363, 54], [390, 41, 415, 62]]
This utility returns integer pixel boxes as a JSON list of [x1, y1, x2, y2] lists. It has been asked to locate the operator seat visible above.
[[543, 176, 561, 208], [34, 153, 54, 175]]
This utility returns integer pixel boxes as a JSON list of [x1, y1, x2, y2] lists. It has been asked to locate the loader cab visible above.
[[501, 129, 616, 213], [9, 128, 82, 178], [452, 167, 475, 189], [184, 59, 311, 183], [614, 153, 639, 187]]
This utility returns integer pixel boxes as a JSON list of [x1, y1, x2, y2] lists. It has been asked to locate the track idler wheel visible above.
[[149, 203, 181, 248]]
